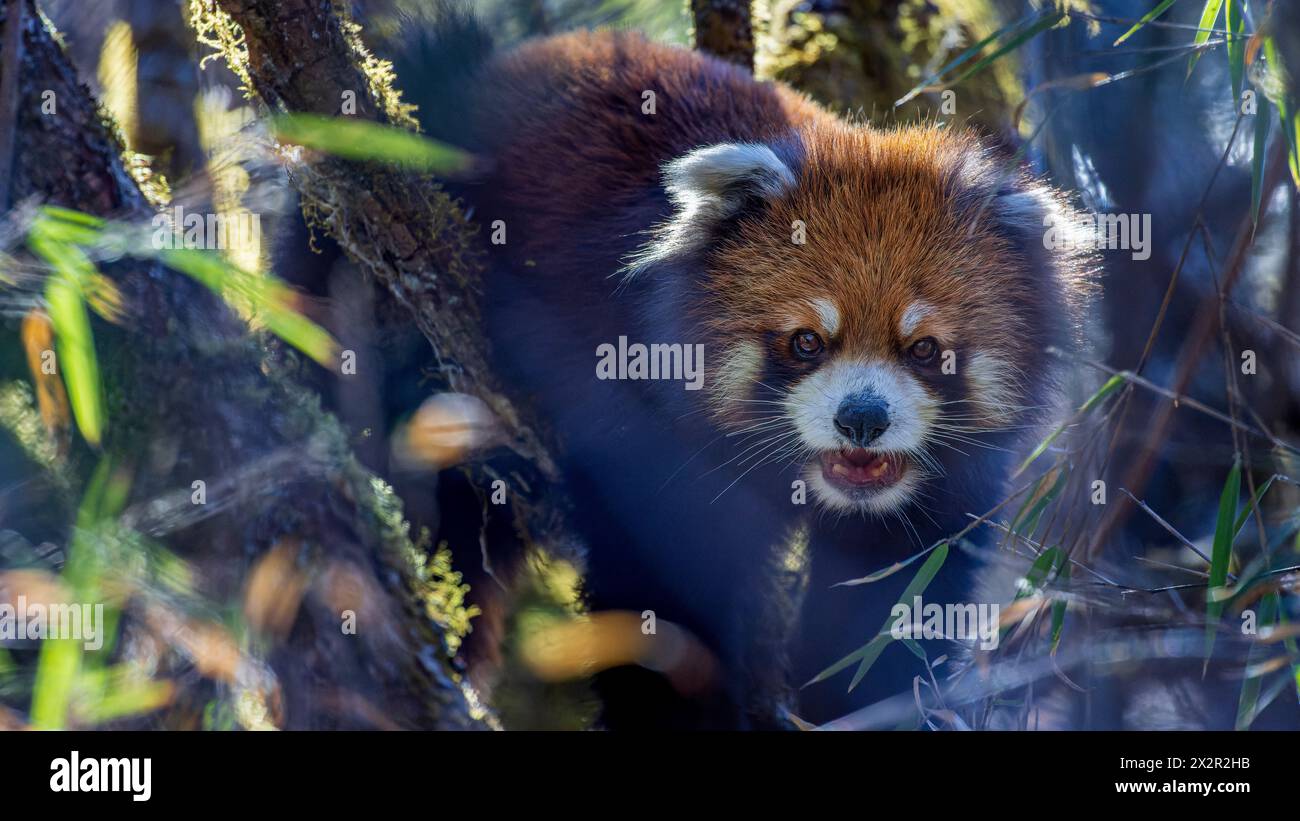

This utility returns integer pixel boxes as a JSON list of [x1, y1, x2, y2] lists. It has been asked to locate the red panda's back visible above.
[[462, 30, 827, 266]]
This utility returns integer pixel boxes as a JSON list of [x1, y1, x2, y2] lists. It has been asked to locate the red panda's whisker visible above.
[[733, 432, 803, 471], [924, 439, 972, 459], [938, 440, 1012, 456], [928, 432, 1012, 454], [725, 417, 790, 437], [710, 434, 806, 504], [702, 429, 799, 477], [910, 448, 949, 478], [660, 431, 730, 491], [719, 397, 789, 405], [718, 434, 796, 467], [891, 509, 925, 550], [722, 423, 790, 449]]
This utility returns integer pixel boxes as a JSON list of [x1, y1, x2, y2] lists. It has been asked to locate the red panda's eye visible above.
[[909, 337, 938, 363], [791, 329, 825, 360]]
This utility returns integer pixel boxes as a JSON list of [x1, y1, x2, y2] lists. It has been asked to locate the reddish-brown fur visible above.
[[397, 24, 1093, 727], [462, 30, 822, 261]]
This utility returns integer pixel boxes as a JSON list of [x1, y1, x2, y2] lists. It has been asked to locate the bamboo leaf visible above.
[[1186, 0, 1224, 79], [1015, 374, 1124, 477], [1114, 0, 1181, 47], [1050, 561, 1071, 655], [1017, 546, 1065, 601], [1234, 593, 1276, 729], [895, 10, 1043, 106], [1009, 465, 1069, 540], [270, 114, 474, 173], [28, 233, 106, 447], [1205, 458, 1241, 660], [806, 543, 951, 690], [1224, 0, 1246, 103], [1231, 473, 1277, 537], [853, 544, 948, 692], [833, 543, 942, 587], [1263, 38, 1300, 188], [159, 249, 339, 367], [949, 11, 1066, 89], [1251, 94, 1272, 228]]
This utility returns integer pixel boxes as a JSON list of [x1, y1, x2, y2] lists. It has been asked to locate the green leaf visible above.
[[848, 542, 950, 690], [30, 456, 133, 729], [28, 233, 106, 447], [1009, 466, 1069, 541], [35, 206, 108, 244], [159, 249, 338, 367], [895, 11, 1041, 106], [1251, 94, 1272, 228], [948, 11, 1066, 89], [1017, 546, 1066, 601], [1234, 593, 1277, 730], [1205, 458, 1241, 660], [1186, 0, 1225, 79], [833, 543, 942, 586], [269, 114, 474, 173], [1016, 373, 1124, 476], [1224, 0, 1246, 104], [30, 636, 81, 730], [1263, 37, 1300, 188], [77, 668, 173, 724], [1114, 0, 1181, 47], [1231, 473, 1277, 538], [806, 543, 951, 693], [1050, 560, 1071, 654], [27, 205, 338, 370]]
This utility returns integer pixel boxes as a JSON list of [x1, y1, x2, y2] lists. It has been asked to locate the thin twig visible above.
[[1117, 487, 1224, 575], [1049, 347, 1300, 457]]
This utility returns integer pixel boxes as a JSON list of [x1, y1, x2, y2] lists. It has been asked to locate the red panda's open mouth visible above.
[[819, 449, 907, 490]]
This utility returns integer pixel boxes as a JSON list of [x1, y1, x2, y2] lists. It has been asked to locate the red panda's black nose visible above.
[[834, 395, 891, 447]]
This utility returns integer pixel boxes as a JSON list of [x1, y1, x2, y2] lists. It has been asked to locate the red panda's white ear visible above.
[[622, 143, 794, 278], [663, 142, 796, 210]]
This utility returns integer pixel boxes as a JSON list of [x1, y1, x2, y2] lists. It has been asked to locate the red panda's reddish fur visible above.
[[394, 25, 1092, 728]]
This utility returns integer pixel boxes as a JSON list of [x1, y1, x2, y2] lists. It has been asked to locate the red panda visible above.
[[395, 23, 1093, 728]]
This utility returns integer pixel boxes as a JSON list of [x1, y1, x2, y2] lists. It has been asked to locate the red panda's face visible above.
[[633, 124, 1090, 516]]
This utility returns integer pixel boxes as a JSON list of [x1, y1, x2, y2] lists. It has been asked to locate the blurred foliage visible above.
[[194, 89, 264, 275], [97, 20, 138, 150], [756, 0, 1023, 134], [491, 552, 598, 731], [269, 113, 473, 173]]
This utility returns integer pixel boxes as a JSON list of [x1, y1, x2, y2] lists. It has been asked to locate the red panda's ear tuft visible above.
[[622, 143, 795, 278], [663, 142, 796, 210]]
